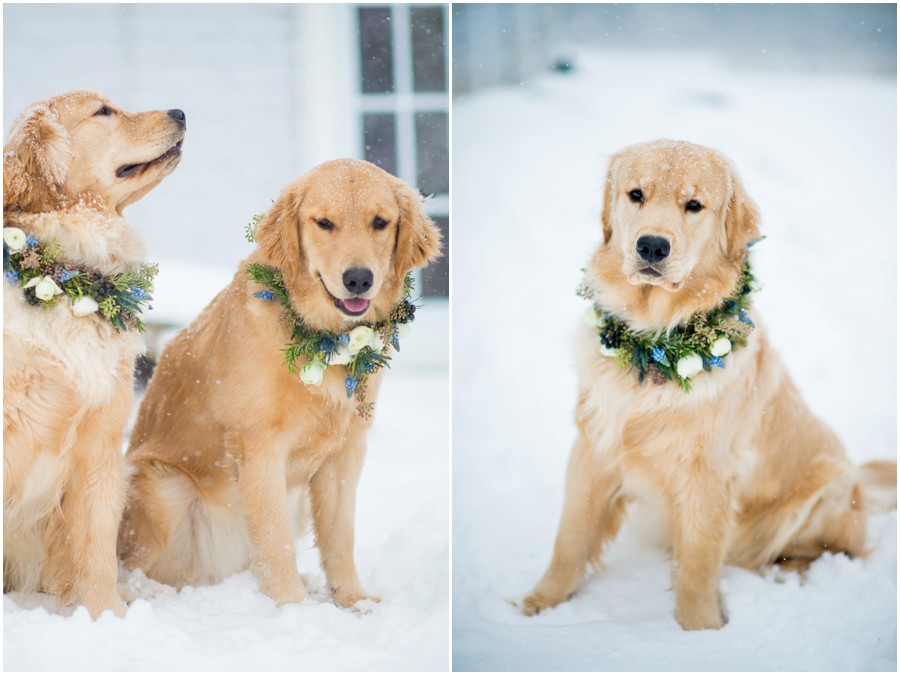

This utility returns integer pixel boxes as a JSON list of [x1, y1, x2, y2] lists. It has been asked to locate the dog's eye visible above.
[[685, 200, 703, 213], [316, 218, 335, 231], [372, 217, 389, 231], [628, 189, 644, 204], [93, 105, 115, 117]]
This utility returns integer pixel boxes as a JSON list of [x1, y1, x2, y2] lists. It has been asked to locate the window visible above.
[[356, 4, 449, 297]]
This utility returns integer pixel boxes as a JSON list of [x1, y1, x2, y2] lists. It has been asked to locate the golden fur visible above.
[[523, 139, 896, 630], [3, 91, 185, 617], [118, 159, 441, 607]]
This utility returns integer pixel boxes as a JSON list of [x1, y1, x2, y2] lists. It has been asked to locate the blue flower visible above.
[[5, 268, 18, 282], [253, 290, 275, 301], [318, 335, 337, 354], [706, 355, 726, 369], [337, 333, 351, 346], [739, 309, 754, 326], [345, 376, 358, 398], [390, 325, 400, 351], [59, 269, 77, 282], [26, 235, 39, 248], [130, 285, 147, 299], [364, 360, 377, 373], [651, 346, 669, 365]]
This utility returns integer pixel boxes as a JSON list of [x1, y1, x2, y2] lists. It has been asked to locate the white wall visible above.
[[4, 3, 358, 270]]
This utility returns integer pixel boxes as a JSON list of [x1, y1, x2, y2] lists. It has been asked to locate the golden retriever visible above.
[[523, 139, 896, 630], [4, 91, 185, 617], [118, 159, 441, 607]]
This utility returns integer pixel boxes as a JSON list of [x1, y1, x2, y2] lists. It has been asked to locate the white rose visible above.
[[396, 322, 412, 340], [369, 330, 385, 352], [330, 342, 352, 366], [3, 227, 27, 252], [24, 275, 63, 301], [72, 296, 99, 317], [710, 337, 732, 357], [299, 358, 326, 386], [584, 306, 604, 327], [347, 326, 374, 354], [599, 343, 618, 358], [676, 353, 704, 379]]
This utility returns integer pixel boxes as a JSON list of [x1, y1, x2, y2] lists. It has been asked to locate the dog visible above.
[[523, 139, 896, 630], [3, 91, 185, 617], [118, 159, 441, 607]]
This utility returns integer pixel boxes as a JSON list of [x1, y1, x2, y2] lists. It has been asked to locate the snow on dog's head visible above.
[[587, 139, 760, 332], [3, 90, 185, 216]]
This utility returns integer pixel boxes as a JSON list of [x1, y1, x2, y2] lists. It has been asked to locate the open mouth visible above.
[[320, 277, 371, 317], [640, 267, 661, 278], [116, 139, 183, 179]]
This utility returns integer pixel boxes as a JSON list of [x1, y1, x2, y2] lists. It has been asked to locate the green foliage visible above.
[[244, 212, 264, 243], [3, 234, 157, 333], [586, 260, 757, 390], [247, 260, 418, 418]]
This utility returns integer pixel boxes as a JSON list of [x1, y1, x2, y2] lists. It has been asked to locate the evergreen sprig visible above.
[[583, 260, 757, 391], [247, 260, 417, 418], [3, 229, 157, 332]]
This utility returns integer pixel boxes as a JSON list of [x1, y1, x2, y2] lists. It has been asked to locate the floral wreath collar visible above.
[[3, 226, 156, 332], [578, 259, 757, 391], [246, 261, 416, 419]]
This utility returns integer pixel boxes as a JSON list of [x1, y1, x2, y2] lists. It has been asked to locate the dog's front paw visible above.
[[75, 593, 126, 619], [521, 590, 565, 616], [675, 595, 725, 631], [332, 588, 381, 609], [261, 576, 309, 606]]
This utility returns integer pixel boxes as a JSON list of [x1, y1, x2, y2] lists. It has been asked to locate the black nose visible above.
[[167, 109, 186, 128], [342, 268, 374, 294], [636, 236, 671, 264]]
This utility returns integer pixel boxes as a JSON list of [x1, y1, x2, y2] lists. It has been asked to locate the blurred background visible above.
[[4, 3, 449, 371], [452, 3, 896, 672]]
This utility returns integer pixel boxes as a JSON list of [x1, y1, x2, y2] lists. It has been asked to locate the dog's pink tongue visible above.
[[342, 297, 369, 312]]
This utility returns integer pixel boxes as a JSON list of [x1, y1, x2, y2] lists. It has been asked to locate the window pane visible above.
[[410, 6, 446, 93], [414, 111, 448, 196], [358, 7, 394, 94], [363, 113, 397, 177], [423, 215, 448, 297]]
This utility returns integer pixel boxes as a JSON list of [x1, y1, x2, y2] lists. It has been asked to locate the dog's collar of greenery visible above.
[[578, 259, 757, 391], [3, 227, 156, 332], [246, 261, 417, 419]]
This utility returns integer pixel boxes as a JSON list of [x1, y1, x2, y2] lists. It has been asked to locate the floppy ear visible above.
[[3, 103, 72, 212], [393, 179, 442, 277], [600, 154, 618, 245], [724, 168, 761, 263], [254, 183, 304, 279]]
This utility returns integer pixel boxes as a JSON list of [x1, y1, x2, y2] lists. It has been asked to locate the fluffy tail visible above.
[[859, 460, 897, 513]]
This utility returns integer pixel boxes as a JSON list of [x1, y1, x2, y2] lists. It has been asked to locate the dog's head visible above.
[[254, 159, 442, 332], [3, 90, 185, 215], [590, 140, 760, 330]]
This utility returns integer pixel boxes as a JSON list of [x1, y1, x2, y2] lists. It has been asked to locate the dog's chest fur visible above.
[[3, 208, 147, 402], [574, 317, 770, 493]]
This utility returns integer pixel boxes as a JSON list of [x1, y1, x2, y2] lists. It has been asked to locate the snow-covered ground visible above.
[[4, 287, 449, 672], [452, 50, 896, 671]]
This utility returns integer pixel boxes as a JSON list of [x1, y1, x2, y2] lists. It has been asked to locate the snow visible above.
[[5, 363, 449, 671], [452, 50, 896, 671]]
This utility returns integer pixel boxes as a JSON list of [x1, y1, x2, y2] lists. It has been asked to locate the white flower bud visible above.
[[299, 358, 327, 386], [3, 227, 27, 252], [710, 337, 732, 357], [24, 275, 63, 301], [330, 343, 352, 366], [72, 296, 100, 317], [347, 326, 374, 354], [676, 353, 704, 379]]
